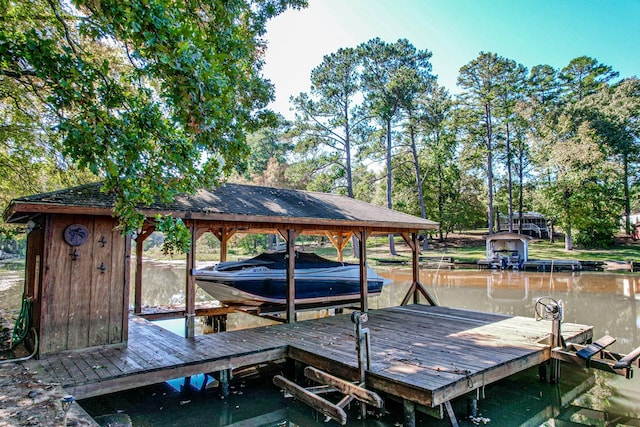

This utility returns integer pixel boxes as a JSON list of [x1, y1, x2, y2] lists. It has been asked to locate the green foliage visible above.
[[573, 221, 617, 248], [238, 116, 293, 181], [289, 46, 367, 197], [0, 0, 307, 246], [154, 216, 190, 255], [234, 234, 268, 254]]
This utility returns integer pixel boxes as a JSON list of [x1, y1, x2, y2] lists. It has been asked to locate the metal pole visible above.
[[352, 311, 370, 419]]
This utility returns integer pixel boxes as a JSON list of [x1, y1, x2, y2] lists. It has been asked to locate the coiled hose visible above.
[[11, 295, 33, 349]]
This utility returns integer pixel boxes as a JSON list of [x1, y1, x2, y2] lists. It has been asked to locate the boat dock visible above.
[[36, 304, 592, 423], [522, 259, 583, 271]]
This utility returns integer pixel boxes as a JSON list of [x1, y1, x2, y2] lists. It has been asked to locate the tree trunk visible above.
[[623, 154, 631, 235], [565, 231, 573, 251], [437, 161, 445, 242], [485, 103, 494, 234], [344, 100, 361, 258], [408, 116, 428, 250], [506, 122, 513, 233], [517, 147, 524, 235], [386, 119, 396, 255], [563, 188, 573, 251]]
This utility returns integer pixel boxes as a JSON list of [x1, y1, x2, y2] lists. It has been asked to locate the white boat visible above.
[[193, 251, 389, 306]]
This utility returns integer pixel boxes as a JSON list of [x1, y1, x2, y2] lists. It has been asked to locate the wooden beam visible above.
[[185, 220, 197, 338], [613, 345, 640, 370], [273, 375, 347, 425], [304, 366, 384, 409], [7, 201, 438, 232], [324, 231, 353, 262], [284, 229, 299, 323], [355, 230, 368, 312], [137, 306, 234, 321], [210, 227, 237, 262], [324, 231, 341, 261], [400, 232, 437, 306], [134, 225, 155, 314]]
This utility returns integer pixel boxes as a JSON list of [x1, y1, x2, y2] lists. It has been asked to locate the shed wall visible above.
[[36, 215, 130, 355]]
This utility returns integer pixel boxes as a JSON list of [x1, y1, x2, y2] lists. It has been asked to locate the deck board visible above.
[[39, 305, 592, 408]]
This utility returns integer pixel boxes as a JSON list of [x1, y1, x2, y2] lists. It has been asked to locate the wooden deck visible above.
[[37, 305, 592, 410]]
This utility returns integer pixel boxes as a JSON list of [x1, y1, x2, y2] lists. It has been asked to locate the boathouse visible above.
[[483, 232, 532, 269], [3, 182, 438, 356], [6, 183, 625, 426]]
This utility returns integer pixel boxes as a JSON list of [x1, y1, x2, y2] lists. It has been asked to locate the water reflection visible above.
[[125, 261, 640, 424], [5, 259, 637, 425]]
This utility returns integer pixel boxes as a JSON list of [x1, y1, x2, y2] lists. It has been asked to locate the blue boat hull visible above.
[[193, 252, 388, 305]]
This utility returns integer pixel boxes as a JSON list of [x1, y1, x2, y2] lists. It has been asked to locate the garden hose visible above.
[[0, 327, 38, 364], [11, 295, 33, 349]]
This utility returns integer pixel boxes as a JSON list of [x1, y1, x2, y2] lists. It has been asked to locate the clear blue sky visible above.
[[262, 0, 640, 117]]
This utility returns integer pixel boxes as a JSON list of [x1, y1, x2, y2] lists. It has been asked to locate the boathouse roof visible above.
[[3, 182, 437, 233], [484, 232, 533, 241]]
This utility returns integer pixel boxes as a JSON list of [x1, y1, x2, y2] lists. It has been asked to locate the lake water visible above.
[[2, 261, 639, 426]]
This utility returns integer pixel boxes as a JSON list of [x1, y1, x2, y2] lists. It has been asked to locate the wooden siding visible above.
[[38, 215, 129, 355]]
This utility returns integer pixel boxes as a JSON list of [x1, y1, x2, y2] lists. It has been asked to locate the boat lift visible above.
[[273, 311, 384, 425], [536, 297, 640, 381]]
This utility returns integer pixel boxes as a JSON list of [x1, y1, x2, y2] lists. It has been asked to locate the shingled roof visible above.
[[4, 182, 437, 233]]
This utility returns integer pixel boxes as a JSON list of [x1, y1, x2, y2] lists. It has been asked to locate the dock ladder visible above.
[[273, 311, 384, 425]]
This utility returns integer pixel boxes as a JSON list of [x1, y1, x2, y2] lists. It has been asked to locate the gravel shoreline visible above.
[[0, 311, 97, 427]]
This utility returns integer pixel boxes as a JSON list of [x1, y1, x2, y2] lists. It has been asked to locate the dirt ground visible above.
[[0, 311, 97, 427]]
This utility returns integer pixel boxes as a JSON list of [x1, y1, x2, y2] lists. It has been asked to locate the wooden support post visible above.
[[134, 225, 155, 314], [550, 314, 562, 383], [336, 233, 344, 262], [324, 231, 353, 262], [134, 238, 144, 315], [444, 401, 460, 427], [399, 232, 437, 306], [356, 230, 368, 313], [285, 229, 298, 324], [218, 369, 230, 398], [467, 396, 478, 418], [185, 221, 197, 339], [403, 399, 416, 427], [411, 232, 420, 304], [211, 227, 236, 263]]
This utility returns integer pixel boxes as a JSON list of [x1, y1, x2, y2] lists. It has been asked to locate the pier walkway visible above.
[[37, 305, 592, 418]]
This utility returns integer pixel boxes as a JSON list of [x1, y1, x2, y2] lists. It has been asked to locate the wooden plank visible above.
[[613, 345, 640, 369], [43, 215, 75, 354], [273, 375, 347, 425], [67, 216, 94, 350], [39, 303, 593, 413], [89, 218, 113, 347], [552, 348, 631, 376], [304, 366, 384, 408], [577, 335, 616, 360], [69, 347, 287, 399], [138, 306, 234, 320], [121, 234, 132, 343]]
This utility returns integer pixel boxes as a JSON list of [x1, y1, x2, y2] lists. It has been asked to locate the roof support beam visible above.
[[400, 232, 437, 306], [211, 227, 237, 262], [324, 231, 353, 262]]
